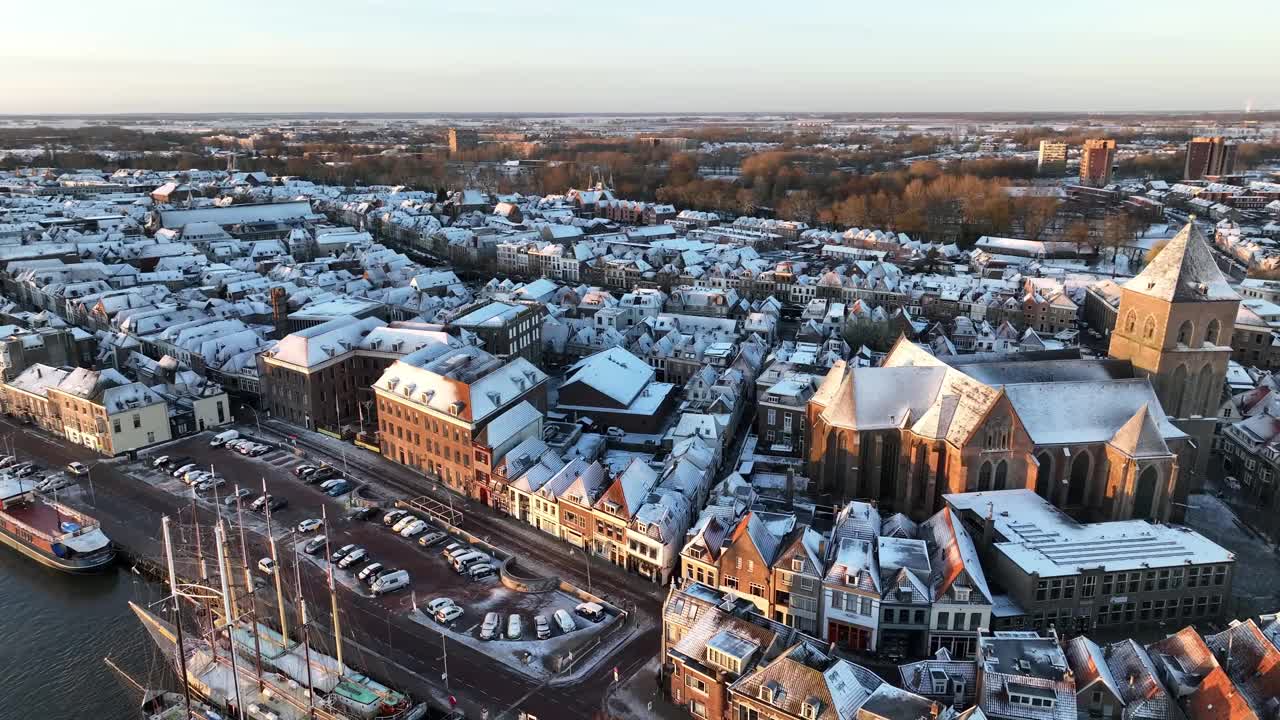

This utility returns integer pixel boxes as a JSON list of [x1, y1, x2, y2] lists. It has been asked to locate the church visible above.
[[806, 221, 1237, 524]]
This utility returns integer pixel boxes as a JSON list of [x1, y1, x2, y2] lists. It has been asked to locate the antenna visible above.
[[322, 505, 345, 671], [212, 520, 247, 717], [263, 477, 290, 645], [232, 486, 266, 689]]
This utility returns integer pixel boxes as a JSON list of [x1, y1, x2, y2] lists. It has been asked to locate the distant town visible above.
[[0, 112, 1278, 720]]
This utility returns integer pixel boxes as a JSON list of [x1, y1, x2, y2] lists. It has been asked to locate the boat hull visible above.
[[0, 523, 116, 572]]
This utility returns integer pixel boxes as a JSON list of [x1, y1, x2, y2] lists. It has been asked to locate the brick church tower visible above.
[[1107, 221, 1238, 519]]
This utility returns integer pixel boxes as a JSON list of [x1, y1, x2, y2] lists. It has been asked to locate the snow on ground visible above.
[[407, 597, 613, 682], [602, 450, 656, 476]]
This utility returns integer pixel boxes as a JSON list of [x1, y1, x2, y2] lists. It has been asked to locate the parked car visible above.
[[357, 562, 384, 584], [294, 464, 317, 478], [452, 551, 487, 573], [400, 520, 428, 538], [318, 478, 344, 492], [553, 609, 576, 634], [65, 462, 89, 476], [266, 496, 288, 513], [331, 544, 357, 563], [324, 481, 352, 497], [172, 463, 198, 478], [0, 455, 16, 469], [211, 430, 239, 447], [417, 531, 447, 547], [435, 605, 463, 624], [224, 439, 247, 452], [534, 615, 551, 640], [480, 612, 500, 640], [383, 509, 409, 526], [249, 494, 270, 512], [441, 542, 464, 559], [467, 563, 496, 581], [338, 548, 367, 569], [605, 427, 626, 439], [247, 444, 270, 457], [506, 614, 523, 640], [347, 506, 378, 522], [13, 462, 38, 478], [310, 466, 339, 482], [303, 536, 327, 555], [392, 515, 419, 533], [574, 602, 605, 622], [426, 598, 456, 615], [151, 455, 170, 468], [371, 570, 410, 596], [164, 456, 190, 470], [296, 518, 323, 533], [257, 558, 276, 575], [224, 488, 252, 506], [196, 476, 226, 492], [183, 470, 209, 485]]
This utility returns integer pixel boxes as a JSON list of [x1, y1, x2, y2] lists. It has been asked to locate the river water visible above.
[[0, 553, 169, 720]]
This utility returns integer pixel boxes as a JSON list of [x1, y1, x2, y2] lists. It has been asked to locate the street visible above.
[[0, 414, 658, 720]]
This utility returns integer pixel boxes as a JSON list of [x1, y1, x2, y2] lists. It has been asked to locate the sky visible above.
[[2, 0, 1277, 114]]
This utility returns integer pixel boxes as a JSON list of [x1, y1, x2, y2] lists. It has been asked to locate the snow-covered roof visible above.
[[1123, 221, 1238, 302]]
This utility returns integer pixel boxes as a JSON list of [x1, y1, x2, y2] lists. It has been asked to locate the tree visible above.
[[1013, 196, 1061, 241], [1064, 219, 1091, 252], [1102, 214, 1138, 277]]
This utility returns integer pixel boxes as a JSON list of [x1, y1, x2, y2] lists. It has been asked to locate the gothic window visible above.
[[994, 460, 1009, 491], [1142, 316, 1157, 340], [978, 461, 993, 491], [1035, 452, 1053, 498], [1204, 318, 1221, 346], [1134, 466, 1158, 520], [1124, 310, 1137, 335], [1168, 365, 1189, 419], [1068, 453, 1090, 506], [1176, 320, 1194, 346], [1194, 364, 1215, 417]]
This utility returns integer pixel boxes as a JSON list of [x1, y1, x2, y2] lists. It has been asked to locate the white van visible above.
[[445, 546, 474, 564], [210, 429, 240, 447], [553, 609, 576, 634], [575, 602, 606, 622], [371, 570, 410, 595], [506, 614, 523, 640], [452, 551, 487, 573]]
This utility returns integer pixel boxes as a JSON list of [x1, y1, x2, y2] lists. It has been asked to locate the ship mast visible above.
[[191, 490, 208, 584], [213, 520, 246, 720], [232, 484, 266, 688], [263, 478, 290, 646], [321, 505, 345, 671], [292, 524, 317, 718], [160, 516, 194, 720]]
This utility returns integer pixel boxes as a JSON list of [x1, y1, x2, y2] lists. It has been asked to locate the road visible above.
[[0, 416, 658, 720]]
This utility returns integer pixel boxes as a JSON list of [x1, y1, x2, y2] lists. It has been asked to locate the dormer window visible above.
[[791, 558, 804, 572], [801, 697, 821, 719], [954, 585, 971, 602], [759, 680, 784, 705]]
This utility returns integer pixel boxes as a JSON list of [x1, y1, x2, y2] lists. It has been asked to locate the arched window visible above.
[[994, 460, 1009, 491], [1142, 316, 1157, 340], [1168, 364, 1189, 419], [1205, 318, 1221, 346], [1035, 452, 1053, 498], [1068, 452, 1090, 506], [1134, 466, 1158, 519], [1194, 364, 1216, 417], [1124, 310, 1137, 335], [978, 461, 992, 491], [1176, 320, 1194, 346]]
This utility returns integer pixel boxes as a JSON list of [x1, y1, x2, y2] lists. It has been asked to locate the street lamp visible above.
[[242, 405, 262, 437]]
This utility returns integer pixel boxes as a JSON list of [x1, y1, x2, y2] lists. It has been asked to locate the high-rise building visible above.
[[1036, 140, 1068, 175], [447, 127, 478, 153], [1184, 136, 1238, 180], [1079, 138, 1116, 187]]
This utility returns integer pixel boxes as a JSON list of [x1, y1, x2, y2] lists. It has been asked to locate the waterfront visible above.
[[0, 555, 167, 720]]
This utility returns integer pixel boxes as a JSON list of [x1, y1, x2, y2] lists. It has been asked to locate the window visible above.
[[969, 612, 982, 630], [112, 418, 121, 433], [938, 611, 949, 629], [724, 575, 739, 590], [689, 700, 706, 718], [749, 583, 765, 597], [147, 431, 155, 443], [1143, 316, 1156, 340], [767, 409, 776, 425], [1082, 575, 1097, 599]]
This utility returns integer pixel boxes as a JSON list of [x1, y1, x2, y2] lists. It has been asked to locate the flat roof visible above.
[[946, 490, 1233, 577]]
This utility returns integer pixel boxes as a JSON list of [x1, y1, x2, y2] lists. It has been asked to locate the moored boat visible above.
[[0, 477, 115, 572]]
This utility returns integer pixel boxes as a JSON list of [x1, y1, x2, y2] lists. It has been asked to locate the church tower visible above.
[[1107, 221, 1238, 518]]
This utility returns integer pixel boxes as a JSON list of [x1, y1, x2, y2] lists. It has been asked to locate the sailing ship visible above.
[[0, 475, 115, 572], [133, 504, 428, 720]]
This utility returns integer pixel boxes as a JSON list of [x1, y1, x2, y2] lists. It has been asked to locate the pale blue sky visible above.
[[2, 1, 1276, 114]]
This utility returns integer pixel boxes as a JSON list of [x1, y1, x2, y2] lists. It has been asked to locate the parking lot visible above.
[[127, 431, 613, 675]]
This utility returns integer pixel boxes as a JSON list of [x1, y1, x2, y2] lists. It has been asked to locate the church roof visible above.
[[1107, 403, 1172, 458], [1123, 221, 1238, 302]]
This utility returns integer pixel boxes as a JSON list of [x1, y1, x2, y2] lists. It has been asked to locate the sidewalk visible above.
[[604, 657, 687, 720]]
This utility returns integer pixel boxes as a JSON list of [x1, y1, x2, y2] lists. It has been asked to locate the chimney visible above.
[[982, 502, 995, 548]]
